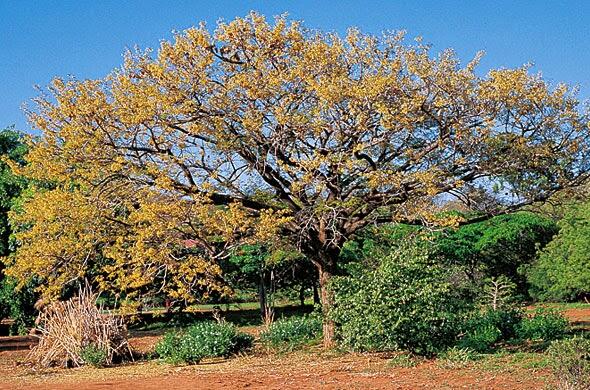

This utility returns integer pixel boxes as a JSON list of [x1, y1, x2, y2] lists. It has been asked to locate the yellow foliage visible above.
[[7, 12, 590, 303]]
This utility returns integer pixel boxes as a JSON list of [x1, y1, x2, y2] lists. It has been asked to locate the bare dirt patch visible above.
[[0, 346, 554, 390], [562, 306, 590, 325]]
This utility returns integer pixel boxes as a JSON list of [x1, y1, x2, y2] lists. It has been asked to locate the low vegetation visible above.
[[260, 314, 322, 351], [547, 337, 590, 390], [155, 321, 253, 364], [516, 310, 569, 342], [437, 347, 479, 369]]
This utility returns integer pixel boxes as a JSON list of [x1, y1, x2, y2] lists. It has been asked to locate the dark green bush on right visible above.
[[457, 308, 522, 352], [516, 310, 568, 341], [331, 239, 464, 356], [458, 324, 502, 352], [260, 314, 322, 351], [155, 321, 253, 364], [547, 337, 590, 390]]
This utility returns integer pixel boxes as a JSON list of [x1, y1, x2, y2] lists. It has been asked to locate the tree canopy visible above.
[[0, 128, 28, 256], [436, 212, 558, 296], [527, 202, 590, 301], [0, 127, 37, 333], [7, 13, 590, 345]]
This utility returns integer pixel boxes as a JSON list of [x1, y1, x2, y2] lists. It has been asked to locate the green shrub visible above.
[[516, 310, 568, 342], [260, 314, 322, 351], [80, 344, 108, 367], [546, 337, 590, 390], [438, 346, 478, 368], [457, 308, 522, 352], [155, 321, 253, 364], [388, 353, 421, 368], [458, 324, 502, 353], [331, 239, 464, 356]]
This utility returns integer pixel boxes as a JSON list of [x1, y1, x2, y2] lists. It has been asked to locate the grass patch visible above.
[[531, 302, 590, 311], [388, 353, 422, 368], [474, 350, 552, 372], [437, 347, 480, 369], [131, 304, 313, 331]]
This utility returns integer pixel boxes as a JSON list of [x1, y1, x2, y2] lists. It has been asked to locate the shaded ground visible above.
[[0, 304, 587, 389]]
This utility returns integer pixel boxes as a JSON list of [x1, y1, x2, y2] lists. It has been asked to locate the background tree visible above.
[[527, 201, 590, 301], [435, 212, 558, 298], [12, 13, 590, 346], [0, 127, 37, 333], [0, 128, 27, 255], [223, 243, 317, 318]]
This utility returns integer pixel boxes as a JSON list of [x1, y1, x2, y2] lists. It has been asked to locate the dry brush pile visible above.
[[28, 287, 131, 367]]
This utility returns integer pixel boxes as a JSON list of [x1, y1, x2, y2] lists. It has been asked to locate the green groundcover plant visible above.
[[260, 314, 322, 351], [155, 321, 253, 364], [516, 310, 568, 342], [547, 337, 590, 390]]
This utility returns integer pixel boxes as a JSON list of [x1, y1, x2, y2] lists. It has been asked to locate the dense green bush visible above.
[[516, 310, 568, 341], [546, 337, 590, 390], [457, 308, 522, 352], [458, 324, 502, 352], [260, 314, 322, 351], [464, 309, 522, 339], [457, 308, 568, 351], [331, 239, 463, 356], [80, 344, 108, 367], [155, 321, 253, 364]]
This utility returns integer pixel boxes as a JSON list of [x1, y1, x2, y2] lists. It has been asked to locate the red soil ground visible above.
[[0, 348, 554, 390], [0, 305, 587, 390]]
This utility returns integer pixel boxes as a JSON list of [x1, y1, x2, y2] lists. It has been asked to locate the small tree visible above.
[[483, 276, 516, 311]]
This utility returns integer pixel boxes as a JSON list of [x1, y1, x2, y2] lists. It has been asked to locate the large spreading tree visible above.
[[9, 13, 590, 345]]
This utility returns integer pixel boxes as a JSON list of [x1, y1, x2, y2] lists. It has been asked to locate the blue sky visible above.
[[2, 0, 590, 133]]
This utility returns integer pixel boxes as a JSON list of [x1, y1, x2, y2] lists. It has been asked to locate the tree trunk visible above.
[[299, 285, 305, 307], [318, 263, 336, 348], [258, 271, 267, 319], [313, 283, 320, 305]]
